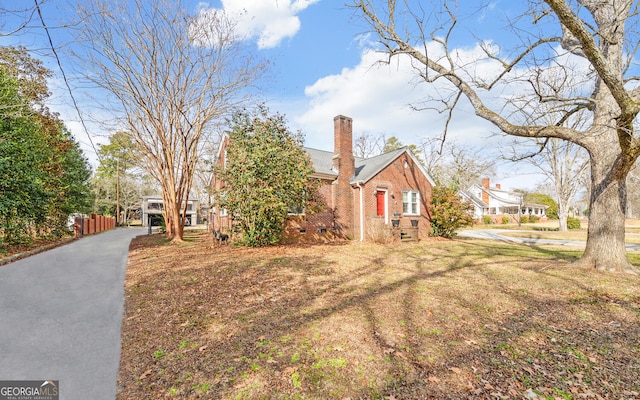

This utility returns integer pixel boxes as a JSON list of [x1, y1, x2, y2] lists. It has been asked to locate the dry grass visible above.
[[117, 231, 640, 399], [469, 218, 640, 244], [499, 231, 640, 245]]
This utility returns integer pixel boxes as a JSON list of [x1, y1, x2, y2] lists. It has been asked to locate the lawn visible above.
[[117, 231, 640, 399], [498, 231, 640, 245], [468, 218, 640, 244]]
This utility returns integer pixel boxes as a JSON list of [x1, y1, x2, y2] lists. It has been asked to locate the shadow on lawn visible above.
[[117, 234, 640, 399], [359, 239, 640, 399]]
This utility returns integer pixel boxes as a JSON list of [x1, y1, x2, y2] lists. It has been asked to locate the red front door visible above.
[[376, 190, 385, 216]]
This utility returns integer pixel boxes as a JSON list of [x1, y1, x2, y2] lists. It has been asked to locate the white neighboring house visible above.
[[459, 178, 548, 223], [141, 195, 200, 227]]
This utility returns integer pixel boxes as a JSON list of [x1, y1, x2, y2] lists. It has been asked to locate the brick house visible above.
[[459, 178, 548, 223], [211, 115, 435, 242]]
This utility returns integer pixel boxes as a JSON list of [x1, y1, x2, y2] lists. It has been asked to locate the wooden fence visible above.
[[73, 214, 116, 237]]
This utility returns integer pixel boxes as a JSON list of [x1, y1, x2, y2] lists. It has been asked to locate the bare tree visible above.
[[353, 0, 640, 273], [518, 138, 589, 230], [418, 138, 447, 183], [448, 144, 497, 190], [507, 81, 591, 232], [627, 163, 640, 218], [74, 0, 266, 241], [353, 131, 384, 158], [420, 138, 497, 189], [0, 2, 40, 37], [118, 174, 154, 225]]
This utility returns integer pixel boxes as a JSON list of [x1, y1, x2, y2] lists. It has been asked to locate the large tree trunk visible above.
[[160, 187, 185, 242], [579, 153, 637, 274], [557, 208, 568, 232], [166, 204, 184, 242]]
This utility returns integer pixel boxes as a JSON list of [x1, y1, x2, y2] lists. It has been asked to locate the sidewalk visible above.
[[0, 228, 144, 400], [457, 229, 640, 250]]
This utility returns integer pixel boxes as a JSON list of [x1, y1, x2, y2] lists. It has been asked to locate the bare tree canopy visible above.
[[0, 2, 40, 37], [74, 0, 267, 241], [421, 138, 496, 189], [353, 131, 384, 158], [506, 87, 591, 232], [353, 0, 640, 273]]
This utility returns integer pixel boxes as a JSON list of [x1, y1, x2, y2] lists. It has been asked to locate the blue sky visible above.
[[1, 0, 549, 189]]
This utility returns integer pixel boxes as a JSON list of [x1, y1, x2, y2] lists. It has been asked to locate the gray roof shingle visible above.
[[305, 147, 338, 177], [353, 147, 407, 183], [304, 146, 423, 184]]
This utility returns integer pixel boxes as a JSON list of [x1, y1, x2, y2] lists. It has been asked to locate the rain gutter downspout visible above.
[[356, 181, 365, 242]]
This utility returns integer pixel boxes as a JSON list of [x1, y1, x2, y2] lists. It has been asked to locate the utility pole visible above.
[[116, 158, 120, 226], [518, 194, 523, 227]]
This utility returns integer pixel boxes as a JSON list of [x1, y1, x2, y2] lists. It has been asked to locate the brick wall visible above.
[[332, 115, 355, 238], [210, 138, 230, 235], [356, 153, 433, 241], [287, 151, 433, 243], [283, 179, 336, 243], [212, 119, 434, 244]]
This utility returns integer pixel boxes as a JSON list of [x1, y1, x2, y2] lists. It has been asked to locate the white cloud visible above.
[[288, 41, 592, 150], [278, 42, 594, 190], [477, 2, 498, 22], [288, 45, 507, 155], [197, 0, 319, 49]]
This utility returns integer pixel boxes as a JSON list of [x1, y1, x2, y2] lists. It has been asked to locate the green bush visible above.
[[520, 215, 529, 224], [567, 217, 581, 230], [525, 193, 558, 219], [483, 216, 491, 225], [429, 186, 474, 238], [529, 215, 540, 223], [216, 107, 318, 247], [501, 216, 510, 224]]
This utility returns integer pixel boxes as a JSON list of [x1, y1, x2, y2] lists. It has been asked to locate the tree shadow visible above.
[[117, 235, 640, 399]]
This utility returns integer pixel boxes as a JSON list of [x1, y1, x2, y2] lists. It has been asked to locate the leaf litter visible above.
[[117, 231, 640, 399]]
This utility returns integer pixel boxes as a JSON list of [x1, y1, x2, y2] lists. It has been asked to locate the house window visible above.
[[216, 191, 228, 216], [288, 205, 305, 215], [402, 190, 420, 215]]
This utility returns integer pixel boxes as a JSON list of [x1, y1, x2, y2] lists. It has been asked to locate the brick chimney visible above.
[[332, 115, 354, 238], [482, 177, 490, 189], [333, 115, 354, 177], [481, 177, 490, 205]]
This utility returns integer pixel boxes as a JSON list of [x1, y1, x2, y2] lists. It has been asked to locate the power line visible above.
[[33, 0, 100, 160]]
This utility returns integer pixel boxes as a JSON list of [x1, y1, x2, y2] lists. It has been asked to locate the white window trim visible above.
[[376, 188, 389, 224], [402, 190, 420, 216]]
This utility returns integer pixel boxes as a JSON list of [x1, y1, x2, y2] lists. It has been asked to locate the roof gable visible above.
[[353, 148, 404, 183], [459, 189, 488, 207], [354, 147, 436, 186], [303, 146, 436, 186]]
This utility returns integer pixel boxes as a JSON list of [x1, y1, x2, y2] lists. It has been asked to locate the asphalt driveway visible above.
[[0, 228, 144, 400]]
